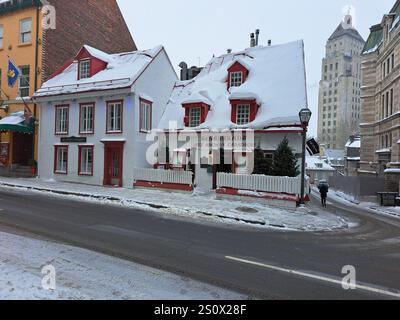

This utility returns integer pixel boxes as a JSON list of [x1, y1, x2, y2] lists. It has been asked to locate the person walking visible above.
[[318, 180, 329, 207]]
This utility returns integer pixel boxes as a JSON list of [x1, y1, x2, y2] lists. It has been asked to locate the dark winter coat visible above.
[[318, 185, 329, 198]]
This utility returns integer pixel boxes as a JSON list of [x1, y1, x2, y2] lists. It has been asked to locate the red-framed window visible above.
[[230, 99, 259, 125], [78, 59, 91, 80], [106, 100, 123, 133], [55, 105, 69, 135], [182, 103, 210, 127], [227, 61, 248, 89], [139, 98, 152, 132], [75, 46, 108, 80], [54, 145, 68, 174], [79, 102, 95, 134], [78, 145, 94, 176]]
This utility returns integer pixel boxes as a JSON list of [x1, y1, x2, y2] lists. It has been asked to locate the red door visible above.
[[103, 142, 124, 187]]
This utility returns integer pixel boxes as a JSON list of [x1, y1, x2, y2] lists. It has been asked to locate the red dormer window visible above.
[[230, 99, 259, 125], [76, 46, 108, 80], [79, 59, 91, 79], [182, 103, 210, 127], [227, 61, 249, 89]]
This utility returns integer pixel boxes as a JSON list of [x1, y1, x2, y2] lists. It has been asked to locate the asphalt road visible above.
[[0, 187, 400, 300]]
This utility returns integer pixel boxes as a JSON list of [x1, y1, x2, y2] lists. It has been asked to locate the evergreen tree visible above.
[[253, 148, 273, 175], [272, 137, 299, 177]]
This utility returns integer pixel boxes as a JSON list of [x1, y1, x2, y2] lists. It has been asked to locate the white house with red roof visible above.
[[34, 45, 177, 187], [133, 40, 310, 204]]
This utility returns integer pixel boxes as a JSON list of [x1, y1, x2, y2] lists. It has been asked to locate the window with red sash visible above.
[[230, 99, 259, 125], [227, 61, 249, 90], [182, 103, 210, 127]]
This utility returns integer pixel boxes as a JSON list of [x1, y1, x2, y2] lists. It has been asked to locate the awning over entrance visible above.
[[0, 112, 34, 134]]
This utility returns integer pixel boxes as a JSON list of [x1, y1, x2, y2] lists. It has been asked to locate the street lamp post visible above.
[[299, 108, 312, 206]]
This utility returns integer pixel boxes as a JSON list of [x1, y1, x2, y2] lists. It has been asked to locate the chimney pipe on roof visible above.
[[250, 33, 256, 47], [268, 39, 272, 46], [255, 29, 260, 46]]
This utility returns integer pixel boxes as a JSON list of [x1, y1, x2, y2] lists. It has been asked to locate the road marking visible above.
[[226, 256, 400, 298]]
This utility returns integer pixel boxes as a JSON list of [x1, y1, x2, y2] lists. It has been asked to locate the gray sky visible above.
[[117, 0, 393, 136]]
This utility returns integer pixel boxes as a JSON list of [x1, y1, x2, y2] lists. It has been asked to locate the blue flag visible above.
[[7, 58, 20, 88]]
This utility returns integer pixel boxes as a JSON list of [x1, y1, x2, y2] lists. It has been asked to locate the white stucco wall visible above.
[[132, 49, 178, 169], [38, 49, 177, 188]]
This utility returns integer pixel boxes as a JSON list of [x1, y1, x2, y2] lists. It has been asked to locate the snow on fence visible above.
[[133, 168, 193, 185], [217, 173, 308, 195]]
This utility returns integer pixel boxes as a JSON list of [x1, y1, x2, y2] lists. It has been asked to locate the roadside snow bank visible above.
[[0, 231, 245, 300]]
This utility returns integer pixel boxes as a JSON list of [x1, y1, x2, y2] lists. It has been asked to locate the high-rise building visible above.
[[317, 12, 365, 150]]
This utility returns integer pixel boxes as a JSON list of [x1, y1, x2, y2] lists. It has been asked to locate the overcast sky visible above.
[[117, 0, 394, 136]]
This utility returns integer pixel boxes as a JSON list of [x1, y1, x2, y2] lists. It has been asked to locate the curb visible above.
[[0, 181, 270, 228]]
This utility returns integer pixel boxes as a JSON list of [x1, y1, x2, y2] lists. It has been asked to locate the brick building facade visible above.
[[359, 0, 400, 191], [0, 0, 135, 176]]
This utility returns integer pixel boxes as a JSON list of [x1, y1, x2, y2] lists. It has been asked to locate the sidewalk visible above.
[[315, 186, 400, 220], [0, 177, 351, 231]]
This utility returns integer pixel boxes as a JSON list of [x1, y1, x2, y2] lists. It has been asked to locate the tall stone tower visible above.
[[317, 12, 365, 150]]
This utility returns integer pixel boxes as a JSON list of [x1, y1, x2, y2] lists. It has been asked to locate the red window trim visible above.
[[79, 102, 95, 135], [106, 99, 124, 134], [78, 58, 91, 80], [182, 102, 210, 127], [139, 98, 153, 133], [78, 145, 94, 176], [227, 61, 249, 90], [54, 104, 69, 136], [229, 71, 244, 88], [230, 99, 259, 124], [54, 145, 69, 175]]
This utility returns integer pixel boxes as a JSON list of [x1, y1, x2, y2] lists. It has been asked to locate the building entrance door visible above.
[[103, 142, 124, 187], [12, 132, 33, 165]]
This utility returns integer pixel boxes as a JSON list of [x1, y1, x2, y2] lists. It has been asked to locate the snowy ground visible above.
[[0, 177, 353, 232], [0, 229, 245, 300]]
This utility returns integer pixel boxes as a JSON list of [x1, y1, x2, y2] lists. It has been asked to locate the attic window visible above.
[[236, 104, 250, 125], [188, 107, 201, 127], [227, 61, 248, 90], [230, 99, 259, 125], [79, 59, 91, 79], [182, 103, 210, 127], [230, 71, 243, 87]]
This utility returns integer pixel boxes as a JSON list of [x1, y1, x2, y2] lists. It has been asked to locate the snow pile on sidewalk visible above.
[[0, 230, 245, 300], [0, 177, 352, 231]]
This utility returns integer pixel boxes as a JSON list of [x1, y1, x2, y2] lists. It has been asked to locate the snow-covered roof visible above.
[[345, 138, 361, 148], [306, 156, 335, 171], [158, 40, 308, 130], [324, 149, 345, 161], [34, 45, 164, 98]]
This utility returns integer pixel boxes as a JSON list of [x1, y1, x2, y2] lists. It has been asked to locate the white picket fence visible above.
[[133, 168, 193, 185], [217, 173, 309, 195]]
